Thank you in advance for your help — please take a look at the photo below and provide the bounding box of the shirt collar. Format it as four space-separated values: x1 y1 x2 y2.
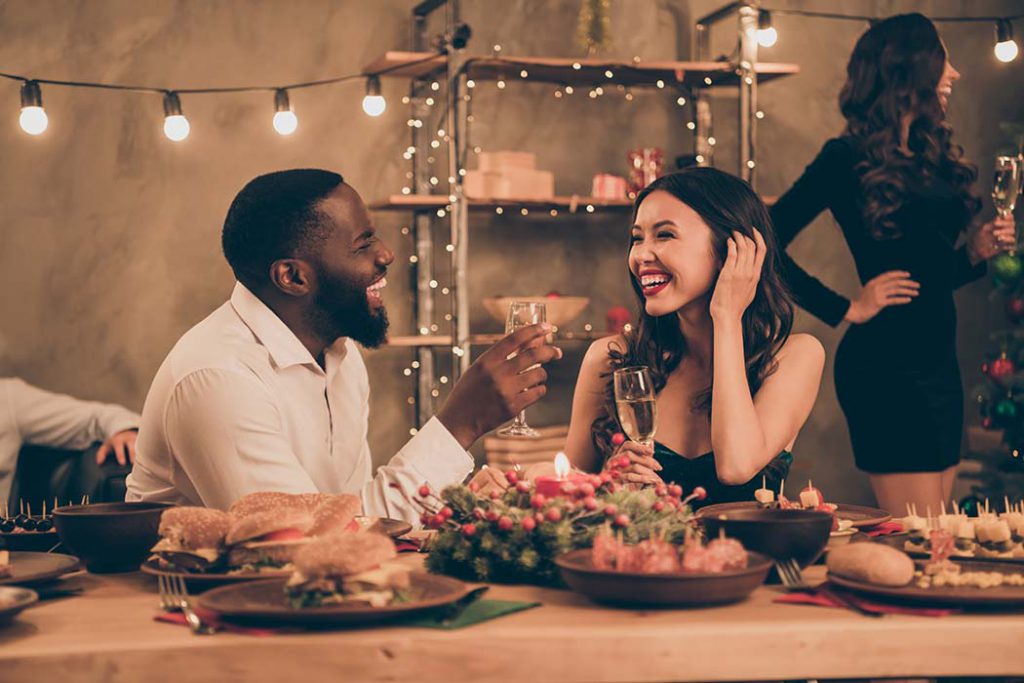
229 282 348 371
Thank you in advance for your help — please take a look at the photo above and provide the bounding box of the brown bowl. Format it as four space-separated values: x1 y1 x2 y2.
555 549 773 608
53 502 174 573
699 508 832 568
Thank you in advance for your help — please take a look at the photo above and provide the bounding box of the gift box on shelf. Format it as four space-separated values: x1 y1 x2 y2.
484 424 568 468
465 151 555 200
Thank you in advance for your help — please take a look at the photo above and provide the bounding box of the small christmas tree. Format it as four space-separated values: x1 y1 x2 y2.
966 121 1024 511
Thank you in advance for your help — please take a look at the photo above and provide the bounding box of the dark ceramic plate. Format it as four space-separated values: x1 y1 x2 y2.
198 573 469 626
0 551 80 586
139 558 291 591
829 559 1024 606
697 501 891 529
355 517 414 539
555 549 773 608
0 586 39 624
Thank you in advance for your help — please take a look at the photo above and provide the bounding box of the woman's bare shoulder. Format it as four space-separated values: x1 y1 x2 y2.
776 333 825 367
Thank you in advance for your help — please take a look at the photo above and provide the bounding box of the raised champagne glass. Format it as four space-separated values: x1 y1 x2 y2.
613 366 657 448
496 301 546 438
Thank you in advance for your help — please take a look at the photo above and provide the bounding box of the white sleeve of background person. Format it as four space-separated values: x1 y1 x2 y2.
360 416 474 525
164 368 319 510
6 377 140 450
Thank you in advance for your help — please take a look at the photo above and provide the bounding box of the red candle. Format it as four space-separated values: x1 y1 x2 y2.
534 453 590 498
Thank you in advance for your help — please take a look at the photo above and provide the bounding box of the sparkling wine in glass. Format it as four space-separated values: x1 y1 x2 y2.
496 301 546 438
613 366 657 448
993 155 1021 218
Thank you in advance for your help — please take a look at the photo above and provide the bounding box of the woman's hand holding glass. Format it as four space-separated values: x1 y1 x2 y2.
602 436 663 486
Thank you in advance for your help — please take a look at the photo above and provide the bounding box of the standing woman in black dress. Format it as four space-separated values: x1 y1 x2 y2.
770 13 1016 515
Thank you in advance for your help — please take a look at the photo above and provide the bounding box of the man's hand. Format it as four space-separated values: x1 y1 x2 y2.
96 429 138 466
437 323 562 449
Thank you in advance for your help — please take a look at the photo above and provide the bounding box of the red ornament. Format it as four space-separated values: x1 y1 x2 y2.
515 481 531 493
603 504 618 516
653 500 665 512
498 516 514 531
692 486 707 501
583 496 598 511
439 506 453 519
611 432 626 447
614 514 631 527
982 417 995 429
1007 297 1024 323
668 484 683 499
473 507 485 520
530 494 547 509
505 470 519 485
545 508 562 522
461 523 477 537
988 356 1016 384
467 481 480 493
521 516 536 531
489 490 502 500
417 485 431 498
485 510 499 522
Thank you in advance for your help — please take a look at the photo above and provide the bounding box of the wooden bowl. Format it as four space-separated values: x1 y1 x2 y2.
53 502 174 573
482 296 589 328
555 549 773 608
699 508 832 568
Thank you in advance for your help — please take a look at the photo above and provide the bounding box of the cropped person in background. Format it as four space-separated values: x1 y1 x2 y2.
0 377 140 504
769 14 1016 515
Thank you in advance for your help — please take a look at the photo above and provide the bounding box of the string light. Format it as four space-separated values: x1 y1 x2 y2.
362 76 386 117
757 10 778 47
162 91 190 142
995 19 1019 62
18 80 47 135
272 89 298 135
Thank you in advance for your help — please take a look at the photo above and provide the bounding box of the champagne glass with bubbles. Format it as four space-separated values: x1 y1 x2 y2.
497 301 546 438
613 366 657 448
994 156 1021 254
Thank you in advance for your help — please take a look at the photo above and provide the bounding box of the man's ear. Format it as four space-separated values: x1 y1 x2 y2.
269 258 315 297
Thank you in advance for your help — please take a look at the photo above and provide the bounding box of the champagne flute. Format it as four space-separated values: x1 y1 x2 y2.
613 366 657 448
496 301 546 438
994 156 1021 255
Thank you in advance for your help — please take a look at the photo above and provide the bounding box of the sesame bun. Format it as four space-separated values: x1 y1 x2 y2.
226 508 314 546
158 507 230 550
309 494 362 537
295 532 396 578
228 492 308 519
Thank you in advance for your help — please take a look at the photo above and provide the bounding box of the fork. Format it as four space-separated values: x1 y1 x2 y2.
158 574 217 634
775 558 881 618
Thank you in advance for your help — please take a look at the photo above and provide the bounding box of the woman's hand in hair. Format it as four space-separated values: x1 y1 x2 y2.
603 439 663 485
710 229 767 322
966 214 1017 265
844 271 920 324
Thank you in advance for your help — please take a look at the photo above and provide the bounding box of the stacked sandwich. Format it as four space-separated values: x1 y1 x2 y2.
149 491 362 574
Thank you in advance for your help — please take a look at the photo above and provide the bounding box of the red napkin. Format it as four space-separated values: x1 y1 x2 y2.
862 521 904 537
395 538 422 553
155 607 294 636
774 583 958 617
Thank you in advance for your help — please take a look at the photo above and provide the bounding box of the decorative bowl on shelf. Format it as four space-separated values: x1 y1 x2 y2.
482 296 589 328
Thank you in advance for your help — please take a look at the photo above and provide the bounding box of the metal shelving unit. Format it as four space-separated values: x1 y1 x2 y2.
362 0 797 428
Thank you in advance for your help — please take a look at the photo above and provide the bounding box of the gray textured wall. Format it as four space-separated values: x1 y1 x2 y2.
1 0 1020 505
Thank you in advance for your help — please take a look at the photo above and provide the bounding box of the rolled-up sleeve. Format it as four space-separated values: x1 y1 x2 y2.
360 417 474 525
164 369 318 510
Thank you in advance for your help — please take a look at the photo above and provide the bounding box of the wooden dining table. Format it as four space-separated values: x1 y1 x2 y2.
1 556 1022 682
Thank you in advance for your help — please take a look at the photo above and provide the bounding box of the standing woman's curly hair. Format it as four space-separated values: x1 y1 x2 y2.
840 12 980 240
590 168 794 460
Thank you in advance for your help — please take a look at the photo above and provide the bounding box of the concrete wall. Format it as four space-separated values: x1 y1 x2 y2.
1 0 1020 505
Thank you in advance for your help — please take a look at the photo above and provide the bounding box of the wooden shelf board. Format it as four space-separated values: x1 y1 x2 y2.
370 195 632 212
363 51 800 88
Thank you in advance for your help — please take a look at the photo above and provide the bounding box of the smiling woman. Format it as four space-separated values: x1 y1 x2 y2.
562 168 825 506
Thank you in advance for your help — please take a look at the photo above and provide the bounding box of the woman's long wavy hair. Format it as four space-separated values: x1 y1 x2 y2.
840 12 980 240
590 168 794 460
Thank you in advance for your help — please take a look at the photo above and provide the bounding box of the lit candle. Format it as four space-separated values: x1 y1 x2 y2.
534 452 589 498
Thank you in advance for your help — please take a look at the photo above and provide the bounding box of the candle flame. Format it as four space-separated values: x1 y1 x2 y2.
554 452 570 478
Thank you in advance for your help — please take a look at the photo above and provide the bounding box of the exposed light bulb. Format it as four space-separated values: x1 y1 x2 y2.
272 89 298 135
162 91 189 142
18 81 47 135
362 76 386 117
995 20 1019 63
757 10 778 48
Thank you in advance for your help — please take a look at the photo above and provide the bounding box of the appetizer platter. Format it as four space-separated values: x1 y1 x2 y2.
199 531 469 626
554 527 773 607
827 540 1024 607
0 500 59 551
696 479 891 530
893 500 1024 562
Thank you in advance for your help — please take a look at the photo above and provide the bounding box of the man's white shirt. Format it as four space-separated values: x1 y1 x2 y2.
125 282 473 521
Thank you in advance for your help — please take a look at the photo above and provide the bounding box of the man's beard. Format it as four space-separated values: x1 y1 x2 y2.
306 269 389 349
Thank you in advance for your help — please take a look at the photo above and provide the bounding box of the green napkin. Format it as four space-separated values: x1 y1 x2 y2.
406 599 540 630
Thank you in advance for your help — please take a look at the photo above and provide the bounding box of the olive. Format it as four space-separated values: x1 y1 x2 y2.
35 519 53 532
22 517 37 531
0 519 15 533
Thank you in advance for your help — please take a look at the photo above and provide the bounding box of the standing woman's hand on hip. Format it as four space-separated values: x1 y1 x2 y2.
844 271 920 324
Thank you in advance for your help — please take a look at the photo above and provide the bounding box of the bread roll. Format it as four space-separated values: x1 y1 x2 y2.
827 543 915 587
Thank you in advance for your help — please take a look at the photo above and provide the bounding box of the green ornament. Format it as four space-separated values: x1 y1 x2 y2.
996 398 1018 419
992 253 1024 284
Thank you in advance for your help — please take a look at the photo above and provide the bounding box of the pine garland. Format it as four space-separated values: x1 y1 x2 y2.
420 471 700 585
